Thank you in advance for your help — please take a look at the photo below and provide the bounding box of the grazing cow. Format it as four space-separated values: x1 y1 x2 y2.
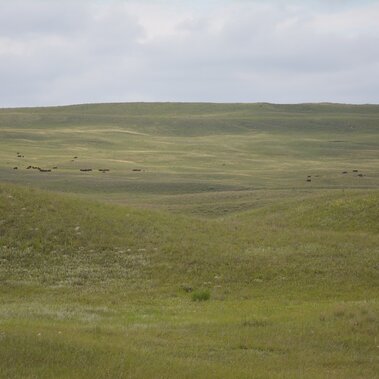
13 166 18 170
342 171 347 174
80 168 92 172
99 169 110 172
52 166 58 169
132 169 142 172
306 179 311 182
39 168 51 172
358 174 363 177
74 156 78 159
353 170 358 172
26 166 32 169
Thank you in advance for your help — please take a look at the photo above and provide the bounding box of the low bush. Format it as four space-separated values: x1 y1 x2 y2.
192 289 210 302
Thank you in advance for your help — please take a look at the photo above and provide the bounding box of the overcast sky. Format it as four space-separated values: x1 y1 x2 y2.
1 0 379 107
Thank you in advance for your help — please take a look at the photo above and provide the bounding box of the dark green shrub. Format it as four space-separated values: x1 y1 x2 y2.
192 289 210 302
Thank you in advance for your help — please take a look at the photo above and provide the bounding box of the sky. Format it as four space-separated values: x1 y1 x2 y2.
0 0 379 107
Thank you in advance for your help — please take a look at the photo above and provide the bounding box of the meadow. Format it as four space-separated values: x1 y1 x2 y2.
0 103 378 378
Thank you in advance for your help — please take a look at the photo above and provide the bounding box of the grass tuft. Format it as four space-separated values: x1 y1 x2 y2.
191 289 211 302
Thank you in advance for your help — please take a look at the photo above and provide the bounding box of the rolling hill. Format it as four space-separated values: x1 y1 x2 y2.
0 103 378 378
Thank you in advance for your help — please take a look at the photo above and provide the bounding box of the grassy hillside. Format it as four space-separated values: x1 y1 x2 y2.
1 183 378 378
0 103 378 378
1 103 379 216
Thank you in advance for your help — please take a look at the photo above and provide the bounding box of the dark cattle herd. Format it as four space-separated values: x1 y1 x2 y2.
12 152 366 181
11 153 147 174
305 169 364 182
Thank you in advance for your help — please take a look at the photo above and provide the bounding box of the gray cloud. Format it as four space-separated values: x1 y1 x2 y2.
0 0 378 106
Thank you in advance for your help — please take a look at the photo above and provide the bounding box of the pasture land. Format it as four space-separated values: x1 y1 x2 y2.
1 102 379 215
0 103 378 378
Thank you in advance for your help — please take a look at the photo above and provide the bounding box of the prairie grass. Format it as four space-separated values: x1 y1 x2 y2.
0 183 378 378
1 103 378 216
0 103 378 378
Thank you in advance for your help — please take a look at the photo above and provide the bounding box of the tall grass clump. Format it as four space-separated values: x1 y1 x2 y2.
192 289 210 302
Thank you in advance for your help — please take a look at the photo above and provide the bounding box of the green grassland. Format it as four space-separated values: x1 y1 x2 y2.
1 103 379 215
0 103 378 378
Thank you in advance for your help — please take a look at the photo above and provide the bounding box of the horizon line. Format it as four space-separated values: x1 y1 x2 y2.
1 101 379 110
